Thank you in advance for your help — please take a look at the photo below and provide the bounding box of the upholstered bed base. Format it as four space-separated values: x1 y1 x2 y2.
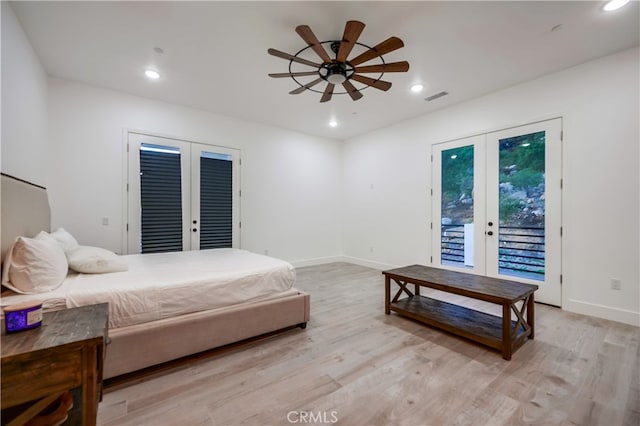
105 290 310 378
1 174 51 261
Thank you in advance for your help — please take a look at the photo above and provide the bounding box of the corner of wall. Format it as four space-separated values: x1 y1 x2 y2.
1 1 49 188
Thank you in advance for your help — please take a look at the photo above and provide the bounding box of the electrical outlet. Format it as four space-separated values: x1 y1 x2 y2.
264 249 269 256
610 279 621 290
101 217 109 226
370 246 374 253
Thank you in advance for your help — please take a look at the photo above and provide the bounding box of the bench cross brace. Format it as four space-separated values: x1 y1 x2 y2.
510 297 531 339
391 279 414 302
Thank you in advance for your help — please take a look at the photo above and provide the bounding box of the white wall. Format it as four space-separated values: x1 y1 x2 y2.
48 79 342 266
343 48 640 326
1 2 48 187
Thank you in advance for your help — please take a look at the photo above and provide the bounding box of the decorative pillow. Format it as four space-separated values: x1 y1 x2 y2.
1 236 69 294
67 246 128 274
50 228 80 254
34 230 58 245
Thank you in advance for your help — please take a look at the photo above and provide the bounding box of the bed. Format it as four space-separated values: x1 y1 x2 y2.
0 173 310 379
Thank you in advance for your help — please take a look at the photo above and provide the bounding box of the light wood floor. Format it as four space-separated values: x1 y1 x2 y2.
98 263 639 426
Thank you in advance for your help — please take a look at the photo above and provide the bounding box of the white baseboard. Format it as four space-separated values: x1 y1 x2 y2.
290 256 345 268
564 299 640 327
338 256 398 271
290 255 398 271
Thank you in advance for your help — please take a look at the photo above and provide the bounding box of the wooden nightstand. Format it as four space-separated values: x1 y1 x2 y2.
1 303 108 426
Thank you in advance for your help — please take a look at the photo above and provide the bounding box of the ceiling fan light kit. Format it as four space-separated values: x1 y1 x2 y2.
268 20 409 102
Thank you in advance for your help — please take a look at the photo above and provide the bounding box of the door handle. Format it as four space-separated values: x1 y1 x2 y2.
487 231 494 236
488 221 493 227
192 228 198 232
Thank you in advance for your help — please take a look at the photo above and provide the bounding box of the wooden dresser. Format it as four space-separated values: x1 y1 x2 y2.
1 303 109 426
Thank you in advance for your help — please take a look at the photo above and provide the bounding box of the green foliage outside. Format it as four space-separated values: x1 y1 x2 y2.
503 168 543 190
441 131 545 226
499 132 545 173
498 131 545 225
441 145 474 223
498 197 521 222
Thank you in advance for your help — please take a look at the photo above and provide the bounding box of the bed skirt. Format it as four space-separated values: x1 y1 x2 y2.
104 290 310 378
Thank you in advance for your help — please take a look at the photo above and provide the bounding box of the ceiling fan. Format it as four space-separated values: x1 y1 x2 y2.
268 20 409 103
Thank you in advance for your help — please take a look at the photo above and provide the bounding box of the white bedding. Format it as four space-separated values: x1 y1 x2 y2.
1 248 295 328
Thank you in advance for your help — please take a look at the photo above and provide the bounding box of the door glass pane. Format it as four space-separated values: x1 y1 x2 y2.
498 131 545 281
441 145 474 269
139 144 183 253
200 151 233 249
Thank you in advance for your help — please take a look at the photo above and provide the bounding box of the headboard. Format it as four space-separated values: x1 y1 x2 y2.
1 173 51 261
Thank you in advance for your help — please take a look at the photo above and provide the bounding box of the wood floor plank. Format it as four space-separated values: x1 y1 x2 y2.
622 342 640 426
453 388 521 425
98 262 640 425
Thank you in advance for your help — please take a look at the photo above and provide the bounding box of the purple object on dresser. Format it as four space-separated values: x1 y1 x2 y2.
3 302 43 333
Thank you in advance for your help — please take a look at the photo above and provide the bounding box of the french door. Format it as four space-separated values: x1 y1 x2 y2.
432 119 562 306
127 133 240 254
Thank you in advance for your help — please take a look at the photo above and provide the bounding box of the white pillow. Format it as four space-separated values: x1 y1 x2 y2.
67 246 128 274
1 235 68 294
50 228 80 254
34 230 58 245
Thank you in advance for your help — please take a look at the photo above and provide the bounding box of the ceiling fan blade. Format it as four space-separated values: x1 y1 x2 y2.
354 61 410 74
349 37 405 66
289 77 324 95
350 74 392 91
320 83 335 103
268 48 321 68
342 80 363 101
295 25 332 63
269 71 319 78
337 20 365 62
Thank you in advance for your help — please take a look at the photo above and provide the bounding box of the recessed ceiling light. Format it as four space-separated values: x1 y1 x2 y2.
328 120 338 128
410 84 424 93
603 0 630 11
144 69 160 80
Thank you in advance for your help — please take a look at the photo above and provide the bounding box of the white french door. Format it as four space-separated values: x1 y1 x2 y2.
432 119 562 306
432 134 487 274
127 133 240 254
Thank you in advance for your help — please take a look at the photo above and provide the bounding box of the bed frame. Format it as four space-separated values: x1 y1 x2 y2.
1 173 310 379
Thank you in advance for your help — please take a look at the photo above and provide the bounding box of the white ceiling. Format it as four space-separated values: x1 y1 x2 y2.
10 1 639 140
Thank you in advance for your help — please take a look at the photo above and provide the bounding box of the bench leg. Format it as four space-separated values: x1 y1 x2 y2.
385 275 390 315
502 304 512 360
527 293 535 340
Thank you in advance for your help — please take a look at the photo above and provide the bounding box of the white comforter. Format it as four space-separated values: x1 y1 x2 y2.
1 249 295 328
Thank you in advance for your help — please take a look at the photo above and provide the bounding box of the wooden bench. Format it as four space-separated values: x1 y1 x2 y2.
383 265 538 360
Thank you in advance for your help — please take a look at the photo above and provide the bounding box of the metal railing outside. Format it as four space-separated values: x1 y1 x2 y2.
441 224 545 279
441 224 465 264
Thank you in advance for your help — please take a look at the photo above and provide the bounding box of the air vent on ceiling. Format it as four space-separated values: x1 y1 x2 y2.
425 91 449 102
